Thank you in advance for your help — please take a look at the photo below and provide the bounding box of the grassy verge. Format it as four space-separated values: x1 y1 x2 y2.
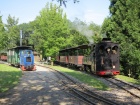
115 75 140 85
0 64 22 93
50 65 109 90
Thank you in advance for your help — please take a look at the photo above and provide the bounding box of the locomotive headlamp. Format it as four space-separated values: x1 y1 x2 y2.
113 65 115 68
107 48 110 52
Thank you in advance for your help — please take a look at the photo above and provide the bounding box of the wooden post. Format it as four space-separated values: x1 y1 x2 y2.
128 69 131 77
51 61 53 66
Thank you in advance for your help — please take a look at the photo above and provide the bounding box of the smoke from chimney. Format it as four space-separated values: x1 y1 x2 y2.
73 22 94 44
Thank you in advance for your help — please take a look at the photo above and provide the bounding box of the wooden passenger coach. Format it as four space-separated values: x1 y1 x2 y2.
59 45 91 67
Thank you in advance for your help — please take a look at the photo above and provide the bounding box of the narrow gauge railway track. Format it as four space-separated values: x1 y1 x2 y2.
63 80 119 105
34 65 119 104
21 71 90 105
34 71 95 105
105 78 140 99
40 66 119 105
55 64 140 96
114 78 140 90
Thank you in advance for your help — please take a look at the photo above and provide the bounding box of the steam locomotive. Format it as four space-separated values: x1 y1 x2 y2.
55 38 120 76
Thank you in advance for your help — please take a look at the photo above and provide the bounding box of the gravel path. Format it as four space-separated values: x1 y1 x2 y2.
0 66 87 105
92 77 140 105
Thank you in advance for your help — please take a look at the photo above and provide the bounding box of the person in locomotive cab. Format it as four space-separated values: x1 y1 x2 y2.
101 47 113 70
107 48 111 54
112 49 117 54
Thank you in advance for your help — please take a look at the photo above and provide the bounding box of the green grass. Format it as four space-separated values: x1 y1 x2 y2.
115 75 140 85
0 64 22 93
50 65 109 90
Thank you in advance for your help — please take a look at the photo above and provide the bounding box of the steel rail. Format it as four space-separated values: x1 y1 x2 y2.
50 67 119 105
106 78 140 99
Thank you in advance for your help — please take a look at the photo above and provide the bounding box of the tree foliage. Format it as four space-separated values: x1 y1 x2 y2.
29 3 101 59
88 22 102 43
18 23 33 46
53 0 79 7
0 16 7 50
67 19 89 47
5 15 19 48
30 3 70 58
68 18 102 45
101 0 140 79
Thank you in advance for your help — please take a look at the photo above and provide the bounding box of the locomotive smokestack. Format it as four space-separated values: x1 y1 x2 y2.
102 38 111 42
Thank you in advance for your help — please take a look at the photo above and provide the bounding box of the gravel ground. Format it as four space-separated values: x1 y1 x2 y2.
85 77 140 105
0 63 140 105
40 64 140 105
0 66 87 105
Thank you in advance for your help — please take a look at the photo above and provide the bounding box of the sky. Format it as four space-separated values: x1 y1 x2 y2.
0 0 110 25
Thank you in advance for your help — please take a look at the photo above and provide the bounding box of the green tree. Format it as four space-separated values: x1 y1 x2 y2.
0 16 7 50
30 3 70 58
5 15 19 48
18 23 33 46
88 22 102 43
101 0 140 79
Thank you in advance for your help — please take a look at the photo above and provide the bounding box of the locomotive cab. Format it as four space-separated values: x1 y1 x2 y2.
95 38 120 76
20 49 36 71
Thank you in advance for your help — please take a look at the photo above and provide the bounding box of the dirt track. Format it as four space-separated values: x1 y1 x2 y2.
0 66 87 105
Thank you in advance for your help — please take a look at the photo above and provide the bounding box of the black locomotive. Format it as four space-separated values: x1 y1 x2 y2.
56 38 120 76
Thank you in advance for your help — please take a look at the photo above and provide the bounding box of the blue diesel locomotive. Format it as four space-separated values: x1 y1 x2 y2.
8 46 36 71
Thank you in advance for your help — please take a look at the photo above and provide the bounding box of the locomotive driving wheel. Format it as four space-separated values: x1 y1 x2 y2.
84 65 92 73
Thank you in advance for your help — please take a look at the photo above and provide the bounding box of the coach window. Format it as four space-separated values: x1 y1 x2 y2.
12 50 14 55
68 51 71 56
65 52 68 56
84 48 90 56
59 52 61 56
74 50 77 56
9 50 10 55
79 49 84 56
61 52 63 56
112 46 118 54
18 54 20 58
